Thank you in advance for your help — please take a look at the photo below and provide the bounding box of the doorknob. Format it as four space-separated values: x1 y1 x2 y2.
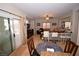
13 33 15 37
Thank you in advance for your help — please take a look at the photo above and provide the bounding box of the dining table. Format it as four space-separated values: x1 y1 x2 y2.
41 51 70 56
36 41 70 56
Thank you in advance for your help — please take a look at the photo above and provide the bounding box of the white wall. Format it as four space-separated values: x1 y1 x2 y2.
71 9 79 43
34 18 59 31
77 11 79 45
76 10 79 56
29 20 35 29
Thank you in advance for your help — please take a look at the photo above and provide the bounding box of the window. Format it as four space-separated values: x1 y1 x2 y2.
43 23 50 29
65 22 71 29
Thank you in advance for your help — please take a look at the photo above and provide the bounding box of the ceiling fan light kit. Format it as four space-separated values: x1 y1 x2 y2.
45 15 49 20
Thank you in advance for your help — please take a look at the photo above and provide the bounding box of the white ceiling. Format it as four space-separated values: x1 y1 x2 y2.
12 3 79 19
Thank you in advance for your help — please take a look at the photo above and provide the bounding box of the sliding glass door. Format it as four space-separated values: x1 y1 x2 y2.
10 19 21 49
0 16 12 56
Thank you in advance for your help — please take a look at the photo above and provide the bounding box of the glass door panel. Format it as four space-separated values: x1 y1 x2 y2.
10 20 16 50
12 19 21 49
0 16 12 56
10 19 21 49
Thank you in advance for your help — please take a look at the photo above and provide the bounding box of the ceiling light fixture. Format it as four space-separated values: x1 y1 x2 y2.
45 15 49 20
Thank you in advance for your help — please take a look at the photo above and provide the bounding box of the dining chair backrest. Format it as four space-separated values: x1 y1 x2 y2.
43 31 50 41
43 31 49 37
64 40 78 56
59 33 71 39
52 32 58 37
27 37 35 55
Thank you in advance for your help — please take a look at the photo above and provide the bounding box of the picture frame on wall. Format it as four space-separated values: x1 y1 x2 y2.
37 23 40 26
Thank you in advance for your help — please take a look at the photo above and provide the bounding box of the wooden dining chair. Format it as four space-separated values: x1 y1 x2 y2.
27 37 40 56
64 40 78 56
